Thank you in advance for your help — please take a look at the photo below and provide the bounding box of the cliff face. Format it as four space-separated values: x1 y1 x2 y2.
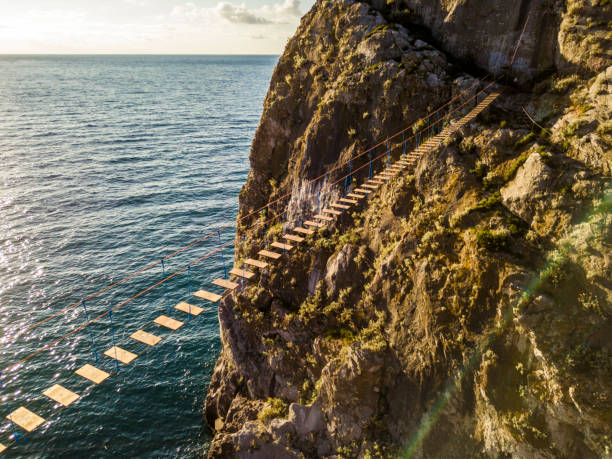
205 0 611 457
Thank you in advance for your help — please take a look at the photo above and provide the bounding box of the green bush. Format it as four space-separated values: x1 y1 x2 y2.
504 152 530 182
473 192 502 211
514 132 535 150
258 398 289 422
476 228 511 251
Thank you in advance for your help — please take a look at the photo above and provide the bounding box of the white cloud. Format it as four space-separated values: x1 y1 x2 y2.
171 0 302 25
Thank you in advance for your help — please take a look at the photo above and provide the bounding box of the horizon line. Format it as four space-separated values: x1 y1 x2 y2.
0 53 281 56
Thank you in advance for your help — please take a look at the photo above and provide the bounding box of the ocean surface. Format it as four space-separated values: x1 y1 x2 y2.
0 55 277 457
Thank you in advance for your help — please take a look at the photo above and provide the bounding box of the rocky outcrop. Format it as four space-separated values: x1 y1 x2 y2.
370 0 611 82
205 0 611 457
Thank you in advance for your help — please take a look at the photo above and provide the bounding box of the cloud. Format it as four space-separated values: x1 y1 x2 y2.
171 0 302 25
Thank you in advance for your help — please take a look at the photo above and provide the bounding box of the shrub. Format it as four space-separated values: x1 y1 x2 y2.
258 398 289 422
504 152 530 182
550 74 580 93
476 228 511 251
473 192 502 211
514 132 535 150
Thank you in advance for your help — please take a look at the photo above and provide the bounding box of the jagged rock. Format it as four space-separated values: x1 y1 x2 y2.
500 152 553 223
206 0 612 457
287 402 325 439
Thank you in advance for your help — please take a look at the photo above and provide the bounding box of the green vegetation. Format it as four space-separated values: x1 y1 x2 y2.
365 24 390 39
476 228 511 251
473 192 502 211
514 132 535 150
500 120 508 128
563 120 585 138
550 74 580 94
504 152 530 182
258 397 289 422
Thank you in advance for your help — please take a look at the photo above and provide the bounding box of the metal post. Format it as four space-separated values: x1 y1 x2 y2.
368 151 373 179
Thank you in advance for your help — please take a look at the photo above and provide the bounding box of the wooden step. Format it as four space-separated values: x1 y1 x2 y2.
104 346 138 365
130 329 162 346
259 249 281 260
294 227 314 235
244 258 268 269
353 188 372 194
323 208 343 215
283 234 304 243
346 193 365 199
154 315 184 331
194 289 222 302
339 198 358 205
75 364 110 385
362 184 379 190
331 203 350 210
368 179 385 185
314 214 334 222
304 220 325 228
43 384 80 407
213 278 239 290
175 301 204 316
229 267 255 280
271 241 294 251
6 407 45 432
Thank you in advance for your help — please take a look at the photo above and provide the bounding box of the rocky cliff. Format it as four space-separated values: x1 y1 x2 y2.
205 0 611 457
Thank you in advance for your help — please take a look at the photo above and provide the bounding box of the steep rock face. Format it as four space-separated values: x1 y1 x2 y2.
205 0 611 457
369 0 611 82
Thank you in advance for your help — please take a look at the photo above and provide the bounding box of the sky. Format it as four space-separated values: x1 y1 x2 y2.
0 0 316 54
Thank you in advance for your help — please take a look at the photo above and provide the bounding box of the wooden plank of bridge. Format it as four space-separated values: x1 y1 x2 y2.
304 220 325 228
283 234 304 243
362 184 379 190
229 267 255 280
104 346 138 365
323 208 343 215
331 203 350 210
271 241 294 252
315 214 334 222
0 444 6 453
75 364 110 385
130 329 162 346
154 315 184 331
195 289 222 302
368 179 385 185
259 249 282 260
294 227 314 235
244 258 268 269
339 198 358 205
353 188 372 194
43 384 80 407
346 193 364 199
213 278 239 290
6 407 45 432
175 301 204 316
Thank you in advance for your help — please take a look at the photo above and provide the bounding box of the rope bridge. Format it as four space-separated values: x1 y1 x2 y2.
0 82 500 454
